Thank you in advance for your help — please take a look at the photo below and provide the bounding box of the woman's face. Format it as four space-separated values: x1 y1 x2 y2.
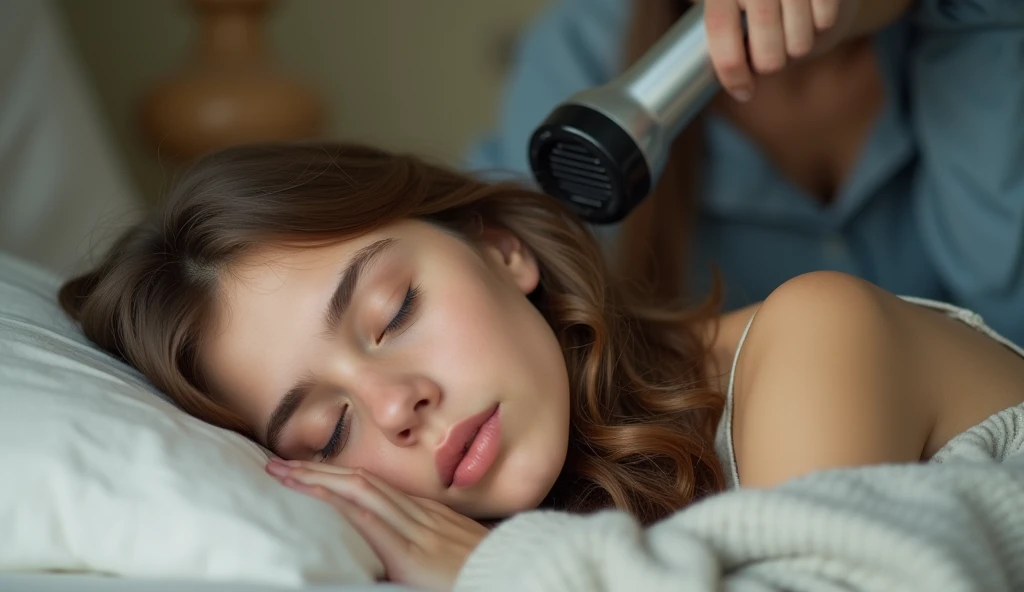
203 220 571 518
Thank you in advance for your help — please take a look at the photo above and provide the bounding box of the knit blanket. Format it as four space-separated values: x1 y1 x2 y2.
455 403 1024 592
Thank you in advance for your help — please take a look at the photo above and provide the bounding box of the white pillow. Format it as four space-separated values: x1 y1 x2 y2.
0 251 384 586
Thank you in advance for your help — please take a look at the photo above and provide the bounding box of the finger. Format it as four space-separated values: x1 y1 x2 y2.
704 0 755 101
810 0 840 30
287 479 414 581
268 458 428 522
270 461 431 525
344 468 436 526
282 473 429 537
781 0 815 58
411 496 489 544
744 0 787 75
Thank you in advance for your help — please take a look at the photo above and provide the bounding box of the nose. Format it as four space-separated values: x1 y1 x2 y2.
360 373 440 446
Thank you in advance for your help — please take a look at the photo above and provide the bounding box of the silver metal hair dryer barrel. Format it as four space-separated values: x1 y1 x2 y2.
528 4 719 224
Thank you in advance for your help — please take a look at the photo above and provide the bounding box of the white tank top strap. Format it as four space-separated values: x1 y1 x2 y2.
714 308 759 491
897 296 1024 359
727 311 759 400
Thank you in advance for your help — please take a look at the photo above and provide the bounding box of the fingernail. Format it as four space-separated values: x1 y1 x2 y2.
265 463 290 477
733 88 753 103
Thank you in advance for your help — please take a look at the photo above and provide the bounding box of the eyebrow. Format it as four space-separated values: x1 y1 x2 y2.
264 238 397 451
323 238 397 334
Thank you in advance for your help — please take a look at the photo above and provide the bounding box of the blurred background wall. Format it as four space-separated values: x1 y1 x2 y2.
56 0 550 205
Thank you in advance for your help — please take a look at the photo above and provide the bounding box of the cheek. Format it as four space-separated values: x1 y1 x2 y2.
343 439 437 497
423 278 570 423
418 285 514 385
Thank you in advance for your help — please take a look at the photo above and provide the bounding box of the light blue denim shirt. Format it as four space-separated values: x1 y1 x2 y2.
465 0 1024 343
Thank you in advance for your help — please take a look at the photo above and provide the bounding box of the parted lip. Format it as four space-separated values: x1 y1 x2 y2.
434 404 499 488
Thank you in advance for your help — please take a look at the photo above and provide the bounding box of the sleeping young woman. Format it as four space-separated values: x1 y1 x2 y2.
59 142 1024 591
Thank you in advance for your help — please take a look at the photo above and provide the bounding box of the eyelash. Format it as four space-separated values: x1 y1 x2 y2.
319 285 421 461
381 284 421 340
319 405 351 462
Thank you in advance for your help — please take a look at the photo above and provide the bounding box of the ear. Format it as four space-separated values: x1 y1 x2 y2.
479 228 540 295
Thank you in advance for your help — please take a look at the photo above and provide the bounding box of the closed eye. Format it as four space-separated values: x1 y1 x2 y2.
318 405 351 461
381 285 421 340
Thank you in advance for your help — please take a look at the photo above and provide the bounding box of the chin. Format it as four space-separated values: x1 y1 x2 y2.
484 448 566 517
451 462 563 521
467 489 550 521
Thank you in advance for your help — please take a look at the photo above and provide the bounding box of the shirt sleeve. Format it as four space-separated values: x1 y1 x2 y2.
462 0 630 178
909 1 1024 343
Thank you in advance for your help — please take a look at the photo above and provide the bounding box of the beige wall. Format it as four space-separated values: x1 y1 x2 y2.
57 0 550 204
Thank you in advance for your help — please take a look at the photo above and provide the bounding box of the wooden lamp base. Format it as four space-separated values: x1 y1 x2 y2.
139 0 324 165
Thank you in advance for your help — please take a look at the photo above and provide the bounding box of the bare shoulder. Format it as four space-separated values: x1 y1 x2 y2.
752 271 896 335
731 272 931 488
738 271 904 381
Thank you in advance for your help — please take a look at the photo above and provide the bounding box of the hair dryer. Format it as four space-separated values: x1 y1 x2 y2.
528 4 718 224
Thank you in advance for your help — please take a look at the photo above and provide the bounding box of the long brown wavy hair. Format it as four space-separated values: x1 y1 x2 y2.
59 140 724 525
